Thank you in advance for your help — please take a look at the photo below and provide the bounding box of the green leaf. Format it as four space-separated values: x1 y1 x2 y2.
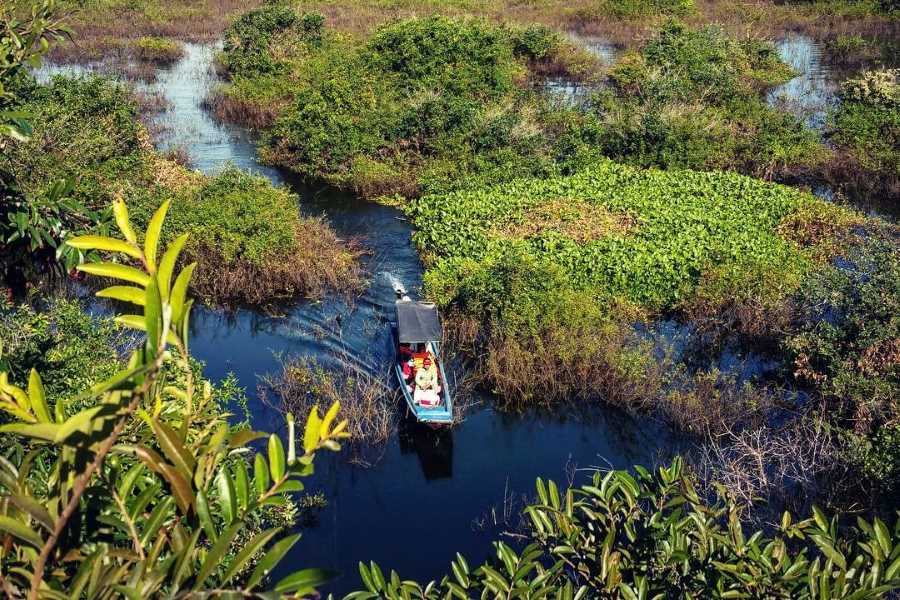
96 285 146 306
874 518 892 558
254 453 270 496
0 515 43 547
144 276 162 355
55 406 105 444
66 235 142 260
114 315 179 346
76 262 150 287
135 446 195 514
246 533 302 591
220 527 282 585
113 197 138 244
0 423 60 442
170 262 196 327
303 407 321 453
268 434 286 482
144 199 171 273
274 568 336 593
195 489 217 542
7 493 53 531
216 469 237 525
157 233 188 299
148 418 195 479
194 522 243 588
27 369 51 424
139 496 175 547
233 461 250 512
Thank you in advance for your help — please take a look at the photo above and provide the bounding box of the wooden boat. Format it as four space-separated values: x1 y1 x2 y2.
392 298 453 425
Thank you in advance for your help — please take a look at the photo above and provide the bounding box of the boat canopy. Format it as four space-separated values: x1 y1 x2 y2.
396 300 442 343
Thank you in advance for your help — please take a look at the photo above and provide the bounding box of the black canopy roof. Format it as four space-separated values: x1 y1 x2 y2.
396 300 441 343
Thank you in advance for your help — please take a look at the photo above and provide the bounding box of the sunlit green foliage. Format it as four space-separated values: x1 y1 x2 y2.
0 199 350 597
829 68 899 200
412 160 821 309
353 459 900 598
0 298 125 403
219 8 597 198
586 21 826 178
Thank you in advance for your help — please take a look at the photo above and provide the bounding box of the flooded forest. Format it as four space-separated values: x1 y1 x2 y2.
0 0 899 597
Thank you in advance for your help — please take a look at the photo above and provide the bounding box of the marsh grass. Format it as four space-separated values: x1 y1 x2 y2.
261 356 400 459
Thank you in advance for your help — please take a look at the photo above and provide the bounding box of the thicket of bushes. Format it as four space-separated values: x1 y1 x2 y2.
217 10 826 199
0 75 360 306
409 160 900 510
828 68 899 203
216 8 601 198
579 21 827 179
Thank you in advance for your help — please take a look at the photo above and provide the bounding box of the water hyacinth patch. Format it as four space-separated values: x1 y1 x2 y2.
410 159 837 310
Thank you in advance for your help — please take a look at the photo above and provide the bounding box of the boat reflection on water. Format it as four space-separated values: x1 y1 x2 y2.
398 416 454 480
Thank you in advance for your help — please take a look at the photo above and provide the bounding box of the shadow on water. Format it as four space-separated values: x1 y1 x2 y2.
38 45 682 593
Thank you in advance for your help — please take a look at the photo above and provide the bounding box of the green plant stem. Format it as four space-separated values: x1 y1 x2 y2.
28 390 147 599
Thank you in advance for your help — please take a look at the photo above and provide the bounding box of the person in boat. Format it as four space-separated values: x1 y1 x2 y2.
414 355 441 407
399 343 414 383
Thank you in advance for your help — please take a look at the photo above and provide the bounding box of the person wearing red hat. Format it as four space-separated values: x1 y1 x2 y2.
414 353 441 407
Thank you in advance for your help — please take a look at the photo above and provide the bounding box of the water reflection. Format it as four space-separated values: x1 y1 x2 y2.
767 34 837 130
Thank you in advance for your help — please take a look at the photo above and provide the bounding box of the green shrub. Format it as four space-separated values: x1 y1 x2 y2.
354 459 900 598
593 21 823 179
593 0 695 18
134 36 183 64
1 75 145 209
830 69 899 193
0 298 124 403
785 230 900 499
223 13 600 198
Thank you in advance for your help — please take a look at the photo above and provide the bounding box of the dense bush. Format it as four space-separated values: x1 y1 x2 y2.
586 21 826 179
131 165 364 305
829 69 899 202
0 298 126 403
0 73 361 306
353 459 900 598
785 230 900 501
219 9 599 198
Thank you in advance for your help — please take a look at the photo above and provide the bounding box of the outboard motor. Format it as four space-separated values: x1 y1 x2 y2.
392 279 410 302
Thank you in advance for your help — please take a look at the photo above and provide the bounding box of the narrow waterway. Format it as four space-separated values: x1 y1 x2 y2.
767 34 836 131
45 44 679 591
